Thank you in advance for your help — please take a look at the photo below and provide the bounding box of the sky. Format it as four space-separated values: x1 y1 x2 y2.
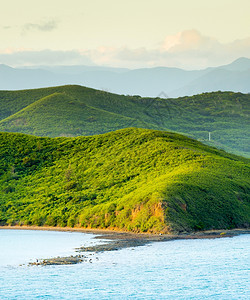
1 0 250 69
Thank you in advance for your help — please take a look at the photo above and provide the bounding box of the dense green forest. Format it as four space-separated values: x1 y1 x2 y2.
0 85 249 157
0 128 249 233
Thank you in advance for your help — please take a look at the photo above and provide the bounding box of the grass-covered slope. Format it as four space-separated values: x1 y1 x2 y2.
0 92 149 137
0 128 249 233
0 85 249 157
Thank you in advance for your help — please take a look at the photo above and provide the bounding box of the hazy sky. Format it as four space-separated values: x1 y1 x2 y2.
1 0 250 69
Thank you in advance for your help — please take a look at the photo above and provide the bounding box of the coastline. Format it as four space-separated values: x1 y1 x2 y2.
1 225 249 266
1 225 249 240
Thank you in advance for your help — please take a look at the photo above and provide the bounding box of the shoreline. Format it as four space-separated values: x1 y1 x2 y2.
2 226 249 266
1 225 249 241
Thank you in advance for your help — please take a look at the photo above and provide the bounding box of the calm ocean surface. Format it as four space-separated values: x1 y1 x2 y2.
0 230 249 299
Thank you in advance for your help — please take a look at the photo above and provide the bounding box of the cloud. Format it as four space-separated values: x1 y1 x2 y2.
83 47 161 67
85 30 250 69
0 30 249 69
2 26 12 30
162 30 219 52
0 49 94 66
23 20 58 33
115 47 158 61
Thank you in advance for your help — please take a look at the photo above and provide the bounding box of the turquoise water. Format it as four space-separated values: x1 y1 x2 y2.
0 230 249 299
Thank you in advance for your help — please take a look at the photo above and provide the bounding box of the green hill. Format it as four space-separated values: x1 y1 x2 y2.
0 128 249 233
0 85 249 157
0 92 149 137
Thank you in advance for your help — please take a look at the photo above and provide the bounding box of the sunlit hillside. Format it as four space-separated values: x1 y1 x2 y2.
0 128 249 233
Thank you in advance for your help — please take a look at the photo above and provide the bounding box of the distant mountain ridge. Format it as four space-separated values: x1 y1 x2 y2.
0 57 249 97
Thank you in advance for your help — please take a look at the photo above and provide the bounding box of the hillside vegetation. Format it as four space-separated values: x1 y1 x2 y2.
0 128 249 233
0 85 249 157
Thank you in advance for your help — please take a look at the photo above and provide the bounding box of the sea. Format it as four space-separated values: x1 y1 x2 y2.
0 229 249 299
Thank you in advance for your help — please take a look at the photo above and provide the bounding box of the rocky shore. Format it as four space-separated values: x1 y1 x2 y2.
17 228 248 266
29 255 87 266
